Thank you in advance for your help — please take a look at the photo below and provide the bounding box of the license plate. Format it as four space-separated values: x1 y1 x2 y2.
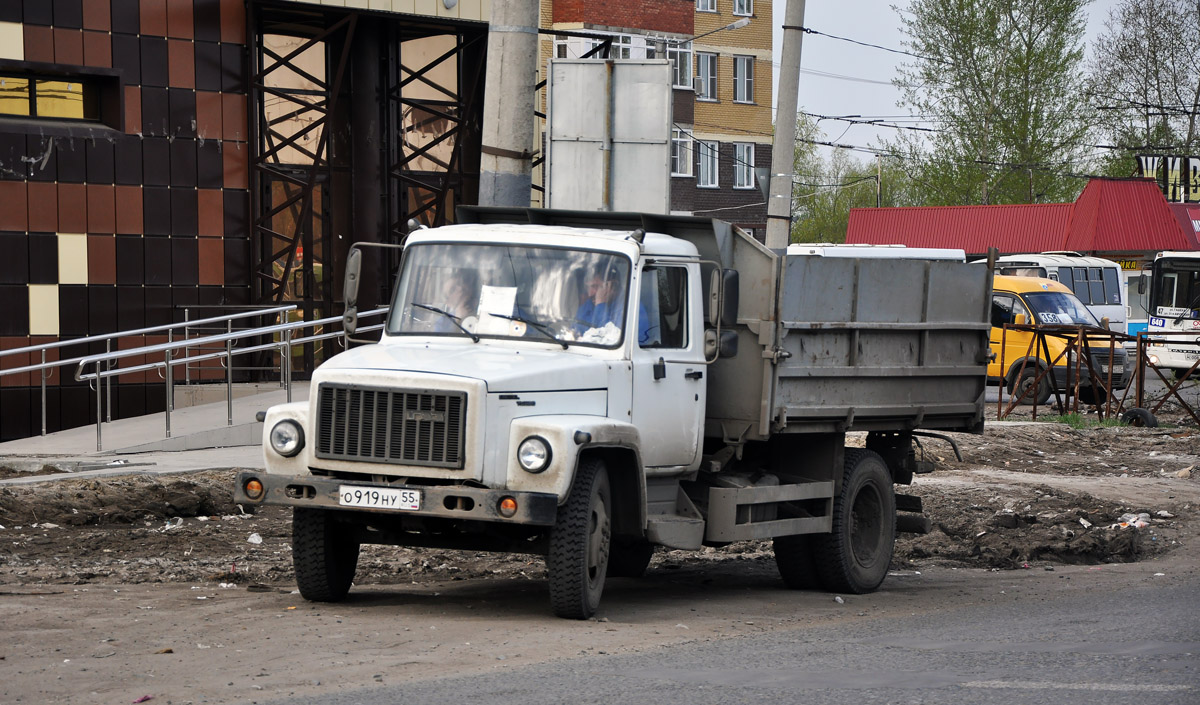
338 485 421 511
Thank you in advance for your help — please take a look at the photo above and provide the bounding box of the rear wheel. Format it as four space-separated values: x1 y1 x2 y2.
773 533 820 589
812 449 895 594
292 508 360 602
547 458 612 619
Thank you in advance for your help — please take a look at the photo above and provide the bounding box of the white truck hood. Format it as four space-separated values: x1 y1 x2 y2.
316 342 611 393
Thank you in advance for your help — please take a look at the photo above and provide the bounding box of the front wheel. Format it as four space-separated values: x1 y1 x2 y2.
547 458 612 619
292 508 360 602
812 449 896 594
1010 367 1052 405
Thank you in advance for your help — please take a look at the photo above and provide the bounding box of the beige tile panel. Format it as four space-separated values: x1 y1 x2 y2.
392 0 416 13
414 0 437 16
0 21 23 61
57 233 89 285
28 285 59 337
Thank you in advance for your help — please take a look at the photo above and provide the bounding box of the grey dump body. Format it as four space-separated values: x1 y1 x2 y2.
458 206 991 442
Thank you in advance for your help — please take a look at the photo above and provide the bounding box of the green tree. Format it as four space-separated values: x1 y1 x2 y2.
1087 0 1200 176
890 0 1094 205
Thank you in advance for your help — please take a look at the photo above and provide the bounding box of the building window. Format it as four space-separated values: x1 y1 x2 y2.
0 74 100 121
668 42 692 89
733 56 754 103
734 142 755 188
696 0 717 11
733 0 753 16
698 141 719 187
672 128 694 177
612 35 632 59
695 52 717 100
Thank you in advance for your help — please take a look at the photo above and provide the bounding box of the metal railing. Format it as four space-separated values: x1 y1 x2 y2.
0 306 388 451
0 306 296 437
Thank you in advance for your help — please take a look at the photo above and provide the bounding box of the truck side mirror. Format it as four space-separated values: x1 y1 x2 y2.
708 268 739 326
704 329 738 360
1013 313 1026 325
343 247 362 335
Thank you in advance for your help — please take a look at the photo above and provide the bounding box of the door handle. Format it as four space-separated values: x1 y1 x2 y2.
684 370 703 380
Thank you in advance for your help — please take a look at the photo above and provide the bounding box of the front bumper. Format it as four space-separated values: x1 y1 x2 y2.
234 471 558 526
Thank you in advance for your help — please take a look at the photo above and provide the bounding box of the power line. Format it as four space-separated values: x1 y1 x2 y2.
793 25 952 66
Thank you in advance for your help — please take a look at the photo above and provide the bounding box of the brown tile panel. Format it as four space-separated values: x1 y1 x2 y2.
53 28 84 66
0 182 28 232
87 235 117 285
220 93 246 142
197 188 223 237
83 30 113 68
124 85 141 135
195 90 222 139
166 0 194 39
219 0 245 44
114 185 144 234
57 183 87 234
222 141 247 189
27 182 59 232
0 337 33 388
167 39 195 88
198 236 223 285
139 0 168 37
83 1 112 31
86 184 116 234
23 25 54 64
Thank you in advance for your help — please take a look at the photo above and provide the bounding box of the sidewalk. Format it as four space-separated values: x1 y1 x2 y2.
0 383 309 485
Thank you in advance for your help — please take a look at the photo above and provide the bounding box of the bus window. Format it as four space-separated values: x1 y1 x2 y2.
1102 268 1121 305
1088 267 1104 304
1071 267 1089 302
1157 273 1178 311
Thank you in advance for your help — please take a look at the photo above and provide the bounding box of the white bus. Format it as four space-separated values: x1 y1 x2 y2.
1145 251 1200 377
994 253 1126 334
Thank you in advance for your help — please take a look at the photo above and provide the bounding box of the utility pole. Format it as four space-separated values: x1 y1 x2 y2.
765 0 806 250
478 0 538 207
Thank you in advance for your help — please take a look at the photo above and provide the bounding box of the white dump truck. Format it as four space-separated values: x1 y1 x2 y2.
235 208 992 619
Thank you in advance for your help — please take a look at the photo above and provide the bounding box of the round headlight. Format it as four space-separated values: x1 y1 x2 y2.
517 436 551 473
269 419 305 457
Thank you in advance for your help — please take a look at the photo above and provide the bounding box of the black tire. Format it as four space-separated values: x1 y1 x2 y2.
607 539 654 578
1120 407 1158 428
547 458 612 619
292 508 360 602
1172 368 1195 382
812 449 896 594
1010 367 1052 406
773 533 820 589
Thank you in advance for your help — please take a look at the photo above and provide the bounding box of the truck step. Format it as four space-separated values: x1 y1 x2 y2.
646 514 706 550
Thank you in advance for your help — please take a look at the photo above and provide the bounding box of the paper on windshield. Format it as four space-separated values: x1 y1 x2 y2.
476 285 518 335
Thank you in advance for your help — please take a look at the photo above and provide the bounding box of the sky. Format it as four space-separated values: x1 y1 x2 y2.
772 0 1123 160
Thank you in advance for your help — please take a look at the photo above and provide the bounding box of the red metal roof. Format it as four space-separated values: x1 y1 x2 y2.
844 203 1072 254
1063 178 1192 252
844 178 1196 255
1168 203 1200 249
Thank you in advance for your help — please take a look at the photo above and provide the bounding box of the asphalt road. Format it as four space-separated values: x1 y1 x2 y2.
263 573 1199 705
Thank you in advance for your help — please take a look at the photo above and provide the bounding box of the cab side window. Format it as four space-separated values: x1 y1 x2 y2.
640 266 688 348
991 293 1029 326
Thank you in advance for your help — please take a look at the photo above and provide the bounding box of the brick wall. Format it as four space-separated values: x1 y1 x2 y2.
552 0 692 34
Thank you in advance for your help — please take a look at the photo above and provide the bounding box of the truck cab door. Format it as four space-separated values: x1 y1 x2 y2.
630 263 706 469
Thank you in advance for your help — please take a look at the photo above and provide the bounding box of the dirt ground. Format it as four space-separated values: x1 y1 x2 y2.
0 404 1198 704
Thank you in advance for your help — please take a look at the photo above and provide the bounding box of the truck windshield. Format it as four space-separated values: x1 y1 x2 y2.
1022 292 1101 326
1153 258 1200 319
387 243 634 348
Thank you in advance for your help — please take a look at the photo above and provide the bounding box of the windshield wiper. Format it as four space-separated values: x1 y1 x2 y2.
412 303 480 342
488 311 569 349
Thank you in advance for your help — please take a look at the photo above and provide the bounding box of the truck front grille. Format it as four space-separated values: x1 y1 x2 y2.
315 384 466 469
